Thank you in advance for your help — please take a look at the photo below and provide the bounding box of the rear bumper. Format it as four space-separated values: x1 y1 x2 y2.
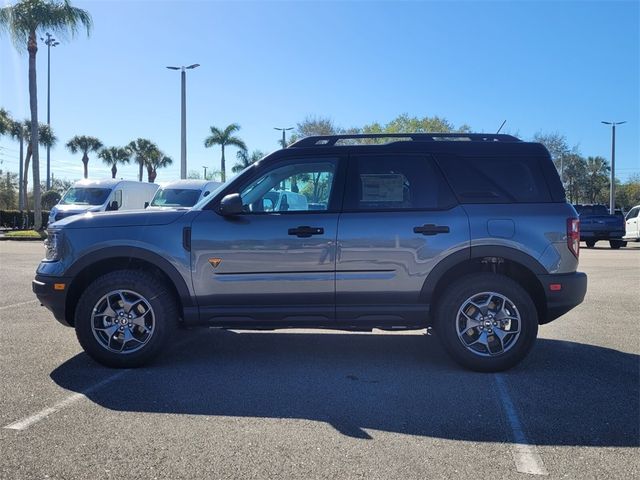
32 275 72 327
581 230 624 240
536 271 587 324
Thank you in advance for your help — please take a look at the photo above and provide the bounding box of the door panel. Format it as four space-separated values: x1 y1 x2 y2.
190 156 343 325
336 208 470 323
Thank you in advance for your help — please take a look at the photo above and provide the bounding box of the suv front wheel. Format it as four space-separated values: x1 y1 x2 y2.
435 273 538 372
75 270 178 368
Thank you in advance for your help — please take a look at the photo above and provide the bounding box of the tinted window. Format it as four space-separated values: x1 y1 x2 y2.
345 155 456 211
575 205 609 216
626 207 639 220
240 160 336 213
436 155 553 203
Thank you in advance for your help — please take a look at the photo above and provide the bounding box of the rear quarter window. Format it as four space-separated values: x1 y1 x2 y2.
435 154 553 203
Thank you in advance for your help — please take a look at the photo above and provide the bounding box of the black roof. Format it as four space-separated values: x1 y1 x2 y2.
289 133 521 148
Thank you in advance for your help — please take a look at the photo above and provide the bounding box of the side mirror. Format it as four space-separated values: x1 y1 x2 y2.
218 193 243 216
106 200 119 211
144 201 149 208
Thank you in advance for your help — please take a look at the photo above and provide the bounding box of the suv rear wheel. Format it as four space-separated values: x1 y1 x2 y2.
75 270 178 368
435 273 538 372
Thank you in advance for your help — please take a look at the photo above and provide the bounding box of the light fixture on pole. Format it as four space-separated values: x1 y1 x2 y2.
41 32 59 190
274 127 293 148
601 121 626 214
167 64 200 179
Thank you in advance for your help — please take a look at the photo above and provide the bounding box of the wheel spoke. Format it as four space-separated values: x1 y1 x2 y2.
466 330 489 348
95 324 119 338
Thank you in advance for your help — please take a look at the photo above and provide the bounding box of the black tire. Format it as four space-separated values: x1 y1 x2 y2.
75 270 178 368
609 240 625 249
434 273 538 372
585 240 596 248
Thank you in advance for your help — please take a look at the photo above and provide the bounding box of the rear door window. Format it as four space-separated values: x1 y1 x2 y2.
435 155 553 203
344 154 457 211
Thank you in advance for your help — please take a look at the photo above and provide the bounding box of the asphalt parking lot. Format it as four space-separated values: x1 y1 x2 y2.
0 241 638 480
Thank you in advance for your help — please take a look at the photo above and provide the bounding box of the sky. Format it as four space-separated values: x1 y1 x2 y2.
0 0 638 184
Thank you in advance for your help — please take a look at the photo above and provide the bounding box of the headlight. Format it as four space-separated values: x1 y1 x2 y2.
44 230 61 261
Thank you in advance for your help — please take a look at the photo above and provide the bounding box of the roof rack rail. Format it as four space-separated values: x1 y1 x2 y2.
288 132 521 148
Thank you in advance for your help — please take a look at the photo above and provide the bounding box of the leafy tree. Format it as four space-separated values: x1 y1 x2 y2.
0 0 92 230
362 113 470 135
584 156 610 203
232 149 264 173
204 123 246 182
40 189 61 209
187 169 223 181
563 154 587 203
127 138 157 181
66 135 103 179
21 121 56 210
0 170 18 209
99 146 131 179
616 174 640 209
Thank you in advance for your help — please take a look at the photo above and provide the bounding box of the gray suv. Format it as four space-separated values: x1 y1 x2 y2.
33 133 587 371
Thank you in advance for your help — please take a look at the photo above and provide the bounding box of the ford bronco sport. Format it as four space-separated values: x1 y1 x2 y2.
33 133 587 371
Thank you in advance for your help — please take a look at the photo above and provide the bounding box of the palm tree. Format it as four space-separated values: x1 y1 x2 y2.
145 150 172 183
5 115 27 210
0 0 92 230
0 108 10 136
21 121 57 210
99 146 131 179
128 138 157 181
232 149 263 173
66 135 103 179
204 123 246 182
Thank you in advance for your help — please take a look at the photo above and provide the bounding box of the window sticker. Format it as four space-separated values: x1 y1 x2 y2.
360 174 405 202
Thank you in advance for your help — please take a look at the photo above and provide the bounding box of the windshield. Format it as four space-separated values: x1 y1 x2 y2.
60 187 111 206
151 188 201 207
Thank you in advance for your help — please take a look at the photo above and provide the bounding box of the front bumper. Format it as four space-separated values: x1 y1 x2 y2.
33 275 73 327
536 271 587 324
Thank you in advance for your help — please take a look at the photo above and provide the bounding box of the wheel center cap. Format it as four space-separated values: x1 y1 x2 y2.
483 319 492 328
120 318 128 325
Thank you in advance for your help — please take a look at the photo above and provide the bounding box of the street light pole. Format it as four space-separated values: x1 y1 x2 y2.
202 165 207 179
41 33 59 190
274 127 293 148
601 121 626 214
167 64 200 179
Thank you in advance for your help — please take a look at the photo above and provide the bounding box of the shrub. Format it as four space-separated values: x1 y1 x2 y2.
0 210 50 229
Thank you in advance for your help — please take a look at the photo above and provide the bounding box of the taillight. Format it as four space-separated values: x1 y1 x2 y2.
567 218 580 258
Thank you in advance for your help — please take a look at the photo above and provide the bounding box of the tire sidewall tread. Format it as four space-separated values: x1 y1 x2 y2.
75 269 178 368
435 272 538 372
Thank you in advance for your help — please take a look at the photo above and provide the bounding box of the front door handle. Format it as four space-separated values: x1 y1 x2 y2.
413 224 450 235
288 226 324 238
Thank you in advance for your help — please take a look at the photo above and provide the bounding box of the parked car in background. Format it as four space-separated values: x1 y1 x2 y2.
573 204 626 249
147 180 222 209
623 205 640 242
49 179 159 224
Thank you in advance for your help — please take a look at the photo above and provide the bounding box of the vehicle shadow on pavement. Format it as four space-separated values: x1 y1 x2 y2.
50 330 639 446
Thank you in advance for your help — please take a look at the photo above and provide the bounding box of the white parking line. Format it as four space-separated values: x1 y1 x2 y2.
4 370 129 431
494 374 548 476
0 300 38 311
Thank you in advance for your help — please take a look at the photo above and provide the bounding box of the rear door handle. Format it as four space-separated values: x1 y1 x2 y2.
288 226 324 238
413 224 450 235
